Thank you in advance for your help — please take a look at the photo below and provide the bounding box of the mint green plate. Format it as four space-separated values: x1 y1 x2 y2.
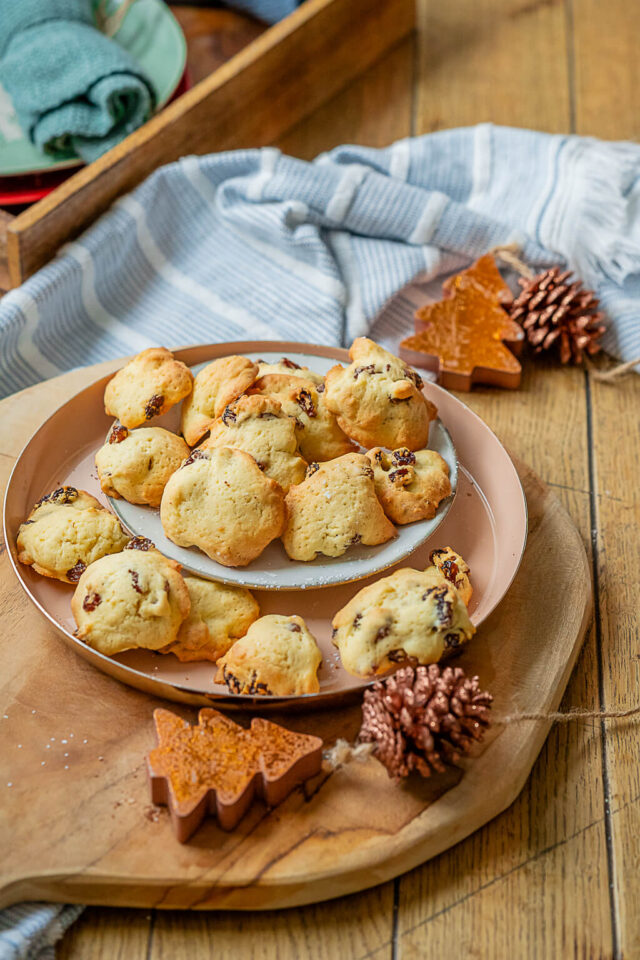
0 0 187 177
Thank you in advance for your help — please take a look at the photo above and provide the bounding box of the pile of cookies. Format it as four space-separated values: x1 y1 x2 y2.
15 338 469 697
96 338 451 566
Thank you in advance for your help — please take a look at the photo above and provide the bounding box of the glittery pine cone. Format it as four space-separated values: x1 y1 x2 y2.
509 267 606 365
358 664 493 780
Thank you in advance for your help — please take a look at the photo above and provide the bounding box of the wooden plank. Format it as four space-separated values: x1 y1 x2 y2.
398 367 612 959
278 36 415 160
6 0 415 287
415 0 571 133
401 0 614 954
572 4 640 955
57 908 151 960
150 887 395 960
0 209 14 294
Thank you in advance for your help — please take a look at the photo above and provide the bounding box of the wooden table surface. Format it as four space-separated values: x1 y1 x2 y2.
2 1 639 957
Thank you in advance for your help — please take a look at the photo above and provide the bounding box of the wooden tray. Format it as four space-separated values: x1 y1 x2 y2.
1 0 414 288
0 366 591 910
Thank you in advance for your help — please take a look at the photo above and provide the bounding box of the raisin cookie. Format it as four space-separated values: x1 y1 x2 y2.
216 614 322 696
71 543 190 656
430 546 472 606
163 576 260 662
202 394 307 492
16 486 128 584
250 374 356 463
324 338 437 450
331 559 475 677
104 347 193 429
160 446 286 566
256 357 324 386
366 447 451 524
180 355 259 446
282 453 396 561
95 424 189 507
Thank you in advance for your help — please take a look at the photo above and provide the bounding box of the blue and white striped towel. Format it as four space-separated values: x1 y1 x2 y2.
0 124 639 406
2 122 640 959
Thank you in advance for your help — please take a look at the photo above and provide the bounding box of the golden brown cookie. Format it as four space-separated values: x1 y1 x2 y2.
16 486 128 584
324 338 437 450
256 357 324 386
282 453 396 561
71 543 191 656
250 374 356 463
202 394 307 492
180 355 259 446
216 614 322 696
104 347 193 429
163 576 260 662
160 446 286 567
95 424 189 507
331 559 475 677
366 447 452 524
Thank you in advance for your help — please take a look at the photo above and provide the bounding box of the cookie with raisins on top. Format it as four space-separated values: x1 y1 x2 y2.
104 347 193 429
96 424 189 507
71 542 190 657
282 453 395 562
324 338 437 450
16 486 128 584
216 614 322 696
331 557 474 678
249 373 356 463
256 356 324 386
201 394 307 493
160 446 286 567
366 447 451 524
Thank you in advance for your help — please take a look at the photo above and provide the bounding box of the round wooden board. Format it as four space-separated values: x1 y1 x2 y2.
0 361 592 911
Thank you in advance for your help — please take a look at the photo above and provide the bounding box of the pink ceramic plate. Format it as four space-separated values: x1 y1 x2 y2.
4 342 527 710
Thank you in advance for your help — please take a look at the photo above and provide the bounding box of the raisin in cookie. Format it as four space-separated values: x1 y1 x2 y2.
282 453 395 561
16 486 128 584
250 374 356 463
331 561 475 677
160 446 286 567
180 355 259 446
71 544 190 656
202 394 307 492
324 338 437 450
256 357 324 386
95 424 189 507
104 347 193 429
366 447 451 524
163 576 260 662
216 614 322 696
430 546 472 606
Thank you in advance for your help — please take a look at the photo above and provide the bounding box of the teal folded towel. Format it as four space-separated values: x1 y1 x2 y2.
0 0 155 163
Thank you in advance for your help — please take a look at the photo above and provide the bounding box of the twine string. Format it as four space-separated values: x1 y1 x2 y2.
324 706 640 770
497 704 640 724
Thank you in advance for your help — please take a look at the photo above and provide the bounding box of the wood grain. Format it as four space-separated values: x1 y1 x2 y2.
415 0 571 134
5 0 415 287
571 3 640 956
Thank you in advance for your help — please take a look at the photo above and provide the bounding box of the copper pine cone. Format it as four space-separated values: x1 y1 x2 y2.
358 664 493 780
509 267 606 365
